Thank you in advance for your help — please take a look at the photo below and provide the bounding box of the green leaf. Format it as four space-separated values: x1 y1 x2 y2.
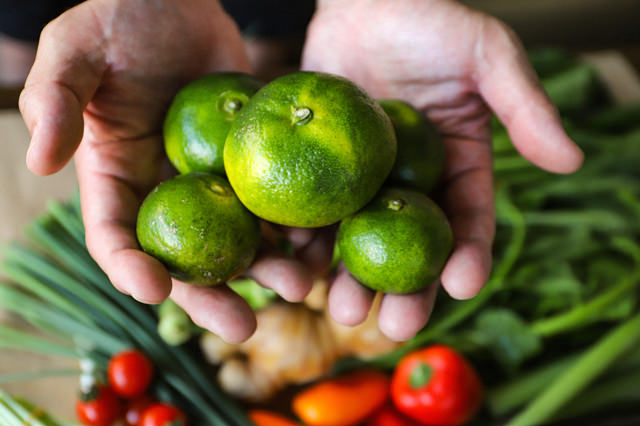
530 265 640 338
526 262 584 317
528 48 576 78
228 278 277 311
541 63 602 113
523 210 635 233
473 309 542 371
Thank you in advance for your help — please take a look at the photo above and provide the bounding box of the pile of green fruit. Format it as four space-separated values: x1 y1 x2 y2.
137 71 453 294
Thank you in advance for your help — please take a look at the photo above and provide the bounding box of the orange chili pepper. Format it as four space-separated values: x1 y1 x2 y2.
292 370 390 426
249 410 300 426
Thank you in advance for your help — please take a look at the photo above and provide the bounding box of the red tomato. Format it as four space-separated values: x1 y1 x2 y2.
368 404 423 426
108 349 154 398
249 410 301 426
391 345 484 426
75 385 122 426
124 395 155 426
139 403 188 426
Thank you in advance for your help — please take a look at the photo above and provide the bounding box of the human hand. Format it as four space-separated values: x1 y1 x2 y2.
20 0 315 343
302 0 584 340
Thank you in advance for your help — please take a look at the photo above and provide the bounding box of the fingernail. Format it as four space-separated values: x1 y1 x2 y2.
111 281 131 296
131 292 155 305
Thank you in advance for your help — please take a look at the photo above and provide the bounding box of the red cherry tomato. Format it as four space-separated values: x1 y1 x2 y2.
75 385 122 426
124 395 155 426
139 403 188 426
108 349 154 398
368 404 423 426
391 345 484 426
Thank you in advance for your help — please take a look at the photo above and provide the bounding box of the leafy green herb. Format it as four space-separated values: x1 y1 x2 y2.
471 309 542 371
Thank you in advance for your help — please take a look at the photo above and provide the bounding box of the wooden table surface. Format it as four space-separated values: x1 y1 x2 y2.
0 111 78 418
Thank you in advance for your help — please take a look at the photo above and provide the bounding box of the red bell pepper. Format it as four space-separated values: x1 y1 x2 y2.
391 345 483 426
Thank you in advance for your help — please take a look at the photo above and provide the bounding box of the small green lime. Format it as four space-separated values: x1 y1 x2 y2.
337 187 453 294
379 99 445 194
224 71 397 227
136 173 261 286
164 72 263 175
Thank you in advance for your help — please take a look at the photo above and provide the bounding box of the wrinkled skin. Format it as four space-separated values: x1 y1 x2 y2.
20 0 316 343
300 0 583 340
20 0 582 343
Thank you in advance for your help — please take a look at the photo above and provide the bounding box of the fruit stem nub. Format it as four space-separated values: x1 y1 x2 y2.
209 184 226 195
294 106 313 124
387 199 405 211
224 98 243 114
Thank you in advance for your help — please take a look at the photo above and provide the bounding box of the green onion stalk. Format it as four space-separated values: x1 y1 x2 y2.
0 388 80 426
0 197 252 426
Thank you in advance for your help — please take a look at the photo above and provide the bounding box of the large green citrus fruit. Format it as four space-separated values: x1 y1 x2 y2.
337 187 453 294
136 173 261 286
223 71 397 227
164 73 263 175
379 99 445 194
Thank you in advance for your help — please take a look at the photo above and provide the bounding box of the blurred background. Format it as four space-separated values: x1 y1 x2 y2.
1 0 640 422
1 0 640 107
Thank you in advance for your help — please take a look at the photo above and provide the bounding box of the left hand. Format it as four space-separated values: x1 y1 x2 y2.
301 0 584 340
19 0 315 343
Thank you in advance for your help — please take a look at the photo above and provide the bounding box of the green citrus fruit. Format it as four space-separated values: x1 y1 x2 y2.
136 173 261 286
379 99 445 194
337 187 453 294
223 71 397 227
164 72 263 175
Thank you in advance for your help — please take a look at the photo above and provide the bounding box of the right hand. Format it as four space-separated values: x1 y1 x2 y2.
302 0 584 341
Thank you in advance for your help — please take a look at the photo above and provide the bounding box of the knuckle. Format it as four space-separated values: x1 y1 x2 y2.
39 18 61 42
17 88 30 116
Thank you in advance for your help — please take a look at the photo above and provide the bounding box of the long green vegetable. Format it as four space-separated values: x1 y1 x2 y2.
334 48 640 425
488 353 580 417
0 198 252 426
0 388 79 426
506 312 640 426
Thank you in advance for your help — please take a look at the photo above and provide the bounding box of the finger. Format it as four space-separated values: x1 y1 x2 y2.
245 254 313 302
440 136 494 299
170 280 256 344
278 226 315 250
328 267 375 326
19 4 106 175
378 282 439 342
475 18 583 174
78 156 173 304
76 130 173 304
295 226 336 278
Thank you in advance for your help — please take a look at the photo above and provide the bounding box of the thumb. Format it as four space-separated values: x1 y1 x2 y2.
475 19 583 174
19 4 105 176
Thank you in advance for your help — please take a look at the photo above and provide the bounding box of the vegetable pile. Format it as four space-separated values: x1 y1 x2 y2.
334 49 640 425
1 48 640 426
248 346 484 426
0 195 252 426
